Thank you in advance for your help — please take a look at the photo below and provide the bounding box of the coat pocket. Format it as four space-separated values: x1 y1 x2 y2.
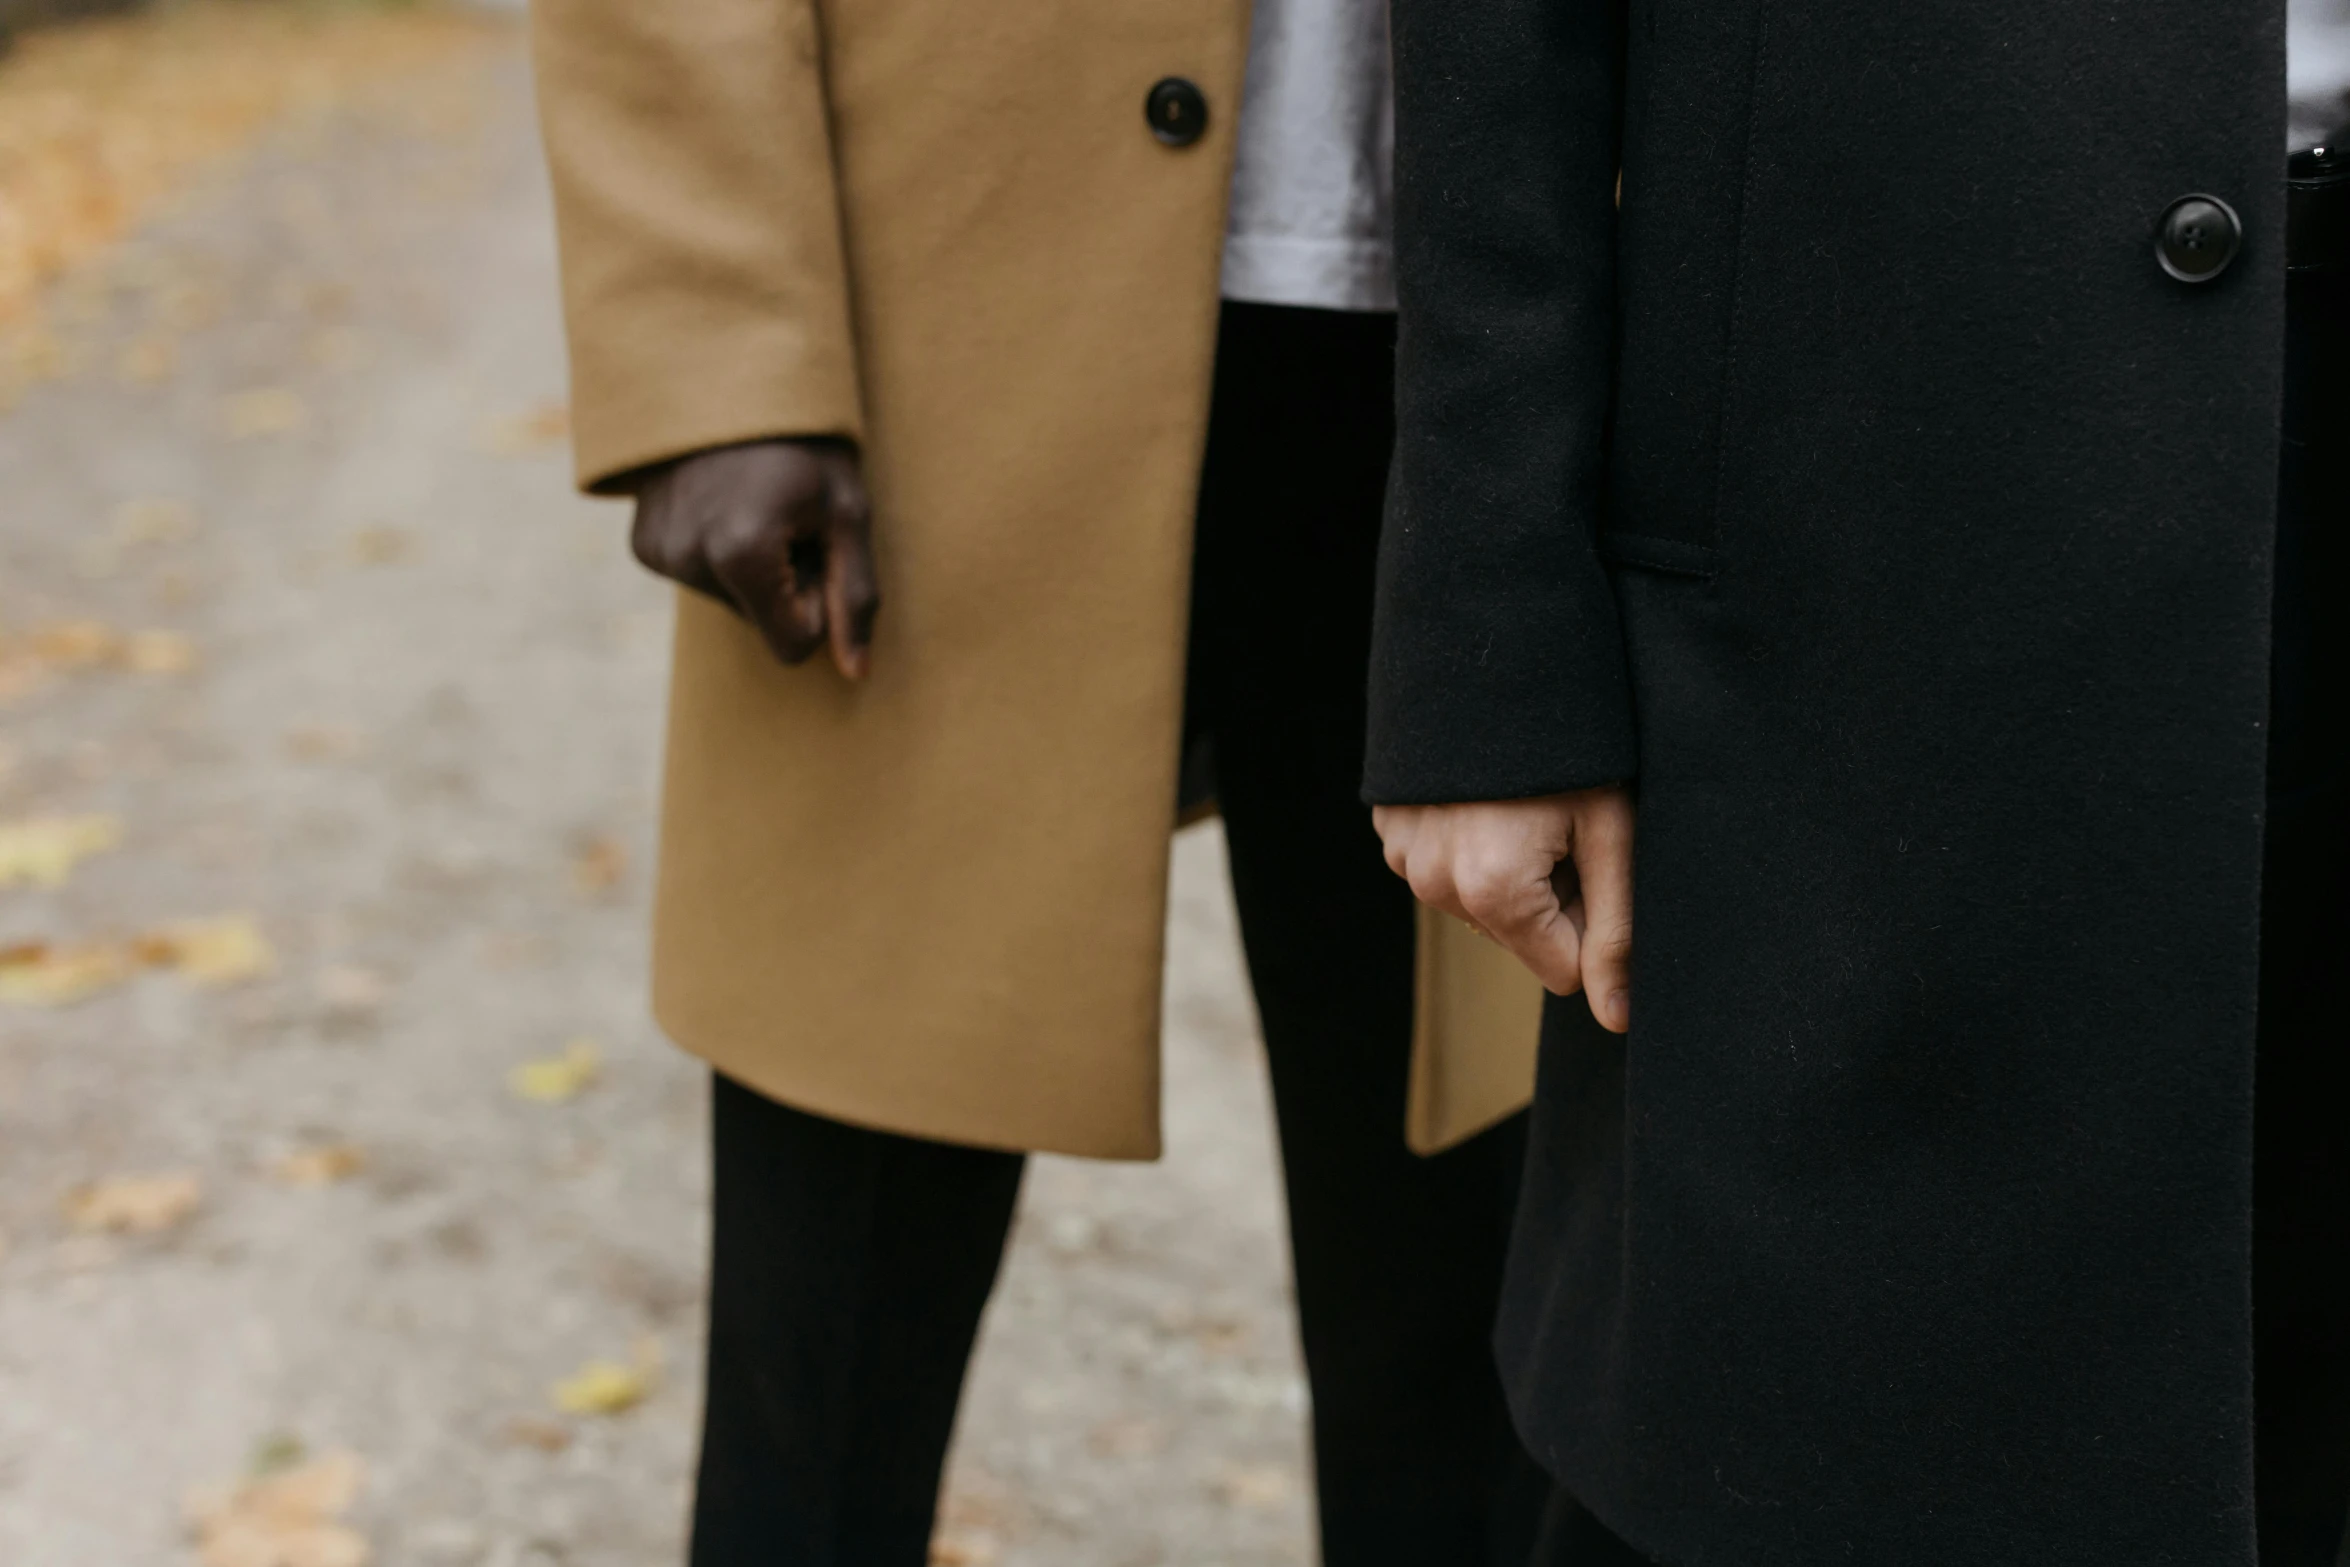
1599 0 1770 579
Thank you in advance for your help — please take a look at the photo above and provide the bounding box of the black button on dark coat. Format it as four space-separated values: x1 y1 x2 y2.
1365 0 2286 1561
2160 193 2246 281
1145 77 1209 147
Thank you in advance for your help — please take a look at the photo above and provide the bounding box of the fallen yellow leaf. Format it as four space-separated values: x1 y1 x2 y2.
509 1039 601 1104
0 621 198 690
223 387 307 438
64 1171 202 1233
249 1432 307 1476
0 814 123 888
271 1144 364 1188
0 0 492 377
29 620 118 667
186 1450 369 1567
141 915 275 986
124 629 197 674
551 1338 660 1416
0 940 137 1005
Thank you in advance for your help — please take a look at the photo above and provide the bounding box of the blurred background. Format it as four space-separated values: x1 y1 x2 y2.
0 4 1323 1562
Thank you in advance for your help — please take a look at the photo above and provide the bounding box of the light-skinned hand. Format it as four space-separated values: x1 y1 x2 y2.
1373 786 1634 1033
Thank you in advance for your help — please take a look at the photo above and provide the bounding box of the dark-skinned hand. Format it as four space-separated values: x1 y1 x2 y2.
630 438 879 680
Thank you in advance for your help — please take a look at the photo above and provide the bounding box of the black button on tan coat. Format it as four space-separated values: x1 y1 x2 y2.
527 0 1542 1160
1366 0 2289 1560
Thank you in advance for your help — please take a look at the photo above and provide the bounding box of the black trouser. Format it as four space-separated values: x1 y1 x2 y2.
1535 176 2350 1567
688 302 1545 1567
2253 151 2350 1567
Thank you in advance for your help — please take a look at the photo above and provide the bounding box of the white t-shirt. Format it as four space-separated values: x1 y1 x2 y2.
1220 0 1395 313
2293 0 2350 147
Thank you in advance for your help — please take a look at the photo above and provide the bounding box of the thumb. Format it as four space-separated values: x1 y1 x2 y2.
1571 792 1635 1032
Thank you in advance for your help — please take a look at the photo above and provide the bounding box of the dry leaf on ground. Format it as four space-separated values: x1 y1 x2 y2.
509 1038 601 1103
185 1450 368 1567
28 620 117 667
312 965 386 1011
570 834 626 896
63 1171 202 1233
222 387 307 438
248 1432 307 1476
114 498 200 545
928 1533 1001 1567
0 0 495 376
1213 1464 1296 1509
930 1489 1012 1567
270 1144 364 1188
1 916 272 1005
0 621 199 698
499 1417 571 1453
124 629 197 674
347 526 414 565
478 401 569 455
119 336 176 384
0 940 138 1005
550 1338 660 1416
140 915 275 986
0 814 123 888
283 725 366 762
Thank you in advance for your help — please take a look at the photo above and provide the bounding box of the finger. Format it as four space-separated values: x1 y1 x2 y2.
1370 806 1415 880
824 515 880 681
707 514 822 665
1459 858 1584 996
1402 858 1469 927
777 533 832 659
1574 799 1636 1033
1495 894 1586 997
630 495 724 601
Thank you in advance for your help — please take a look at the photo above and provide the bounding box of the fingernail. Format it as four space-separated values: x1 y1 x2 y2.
1607 991 1629 1031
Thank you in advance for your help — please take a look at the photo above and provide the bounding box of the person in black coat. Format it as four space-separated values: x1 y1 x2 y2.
1363 0 2350 1561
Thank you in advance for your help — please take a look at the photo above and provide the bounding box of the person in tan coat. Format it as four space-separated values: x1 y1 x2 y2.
530 0 1552 1559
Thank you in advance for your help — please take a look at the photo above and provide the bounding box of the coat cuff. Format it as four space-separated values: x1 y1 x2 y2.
568 326 862 494
1361 481 1638 805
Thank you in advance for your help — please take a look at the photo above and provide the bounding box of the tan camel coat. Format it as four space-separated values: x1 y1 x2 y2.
530 0 1539 1159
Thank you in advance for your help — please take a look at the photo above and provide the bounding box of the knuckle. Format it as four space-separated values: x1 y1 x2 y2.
705 511 776 570
1454 867 1519 923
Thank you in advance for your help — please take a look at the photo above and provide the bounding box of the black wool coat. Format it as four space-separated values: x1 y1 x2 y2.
1363 0 2287 1562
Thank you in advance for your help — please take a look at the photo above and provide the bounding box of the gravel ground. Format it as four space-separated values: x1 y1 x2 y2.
0 24 1318 1566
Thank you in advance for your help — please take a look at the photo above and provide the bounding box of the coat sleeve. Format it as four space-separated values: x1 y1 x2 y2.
1361 0 1637 803
530 0 864 493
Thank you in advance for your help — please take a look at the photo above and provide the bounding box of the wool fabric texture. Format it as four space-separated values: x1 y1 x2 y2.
1366 0 2291 1561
